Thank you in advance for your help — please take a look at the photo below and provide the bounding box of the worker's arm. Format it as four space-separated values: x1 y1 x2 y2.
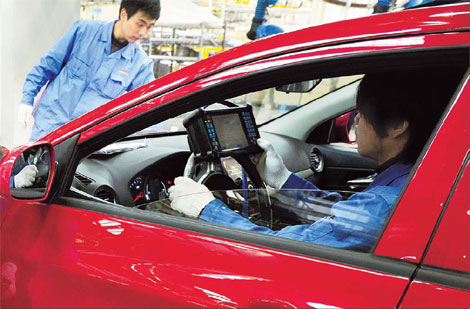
21 20 82 107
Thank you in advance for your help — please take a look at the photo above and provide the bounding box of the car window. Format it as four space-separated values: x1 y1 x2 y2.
72 64 465 259
231 75 363 125
130 76 362 135
137 186 383 252
130 155 387 252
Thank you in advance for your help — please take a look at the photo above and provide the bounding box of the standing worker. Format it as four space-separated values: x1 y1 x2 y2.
18 0 161 141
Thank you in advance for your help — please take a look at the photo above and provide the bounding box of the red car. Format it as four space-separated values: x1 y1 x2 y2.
1 2 469 308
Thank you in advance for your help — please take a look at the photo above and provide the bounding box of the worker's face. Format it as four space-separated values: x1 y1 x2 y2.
120 9 155 43
354 112 383 161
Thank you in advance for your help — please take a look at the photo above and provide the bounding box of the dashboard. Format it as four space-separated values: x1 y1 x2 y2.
73 134 190 207
72 130 376 209
127 154 185 206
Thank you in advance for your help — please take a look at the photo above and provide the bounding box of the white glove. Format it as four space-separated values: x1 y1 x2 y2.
17 104 34 129
252 138 291 189
14 165 38 188
168 177 215 218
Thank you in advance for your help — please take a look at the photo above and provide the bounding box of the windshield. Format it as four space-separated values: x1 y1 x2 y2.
132 75 363 136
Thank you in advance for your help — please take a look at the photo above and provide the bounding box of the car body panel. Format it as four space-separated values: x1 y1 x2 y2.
374 76 469 262
423 158 469 272
1 200 411 308
399 281 470 308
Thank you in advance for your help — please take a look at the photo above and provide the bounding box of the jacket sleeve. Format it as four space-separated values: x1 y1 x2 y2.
199 175 396 249
281 173 342 203
200 189 394 249
199 173 342 233
21 20 81 107
200 199 336 243
200 199 280 236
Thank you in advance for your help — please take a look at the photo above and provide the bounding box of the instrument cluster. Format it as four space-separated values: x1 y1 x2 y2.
129 174 173 206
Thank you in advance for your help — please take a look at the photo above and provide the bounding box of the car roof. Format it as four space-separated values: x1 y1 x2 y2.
44 3 469 145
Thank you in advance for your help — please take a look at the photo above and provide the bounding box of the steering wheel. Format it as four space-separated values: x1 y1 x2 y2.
180 101 273 226
184 152 273 227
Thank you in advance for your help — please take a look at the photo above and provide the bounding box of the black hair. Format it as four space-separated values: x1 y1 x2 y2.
119 0 161 20
356 68 464 163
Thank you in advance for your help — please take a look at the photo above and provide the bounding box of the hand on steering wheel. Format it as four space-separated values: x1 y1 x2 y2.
182 142 275 226
168 177 215 218
14 165 38 188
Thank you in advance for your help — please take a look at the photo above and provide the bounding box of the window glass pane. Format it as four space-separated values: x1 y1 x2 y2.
131 76 362 135
231 75 363 124
139 186 387 252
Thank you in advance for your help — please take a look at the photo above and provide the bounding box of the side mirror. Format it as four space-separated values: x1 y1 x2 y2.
276 79 322 93
8 144 55 200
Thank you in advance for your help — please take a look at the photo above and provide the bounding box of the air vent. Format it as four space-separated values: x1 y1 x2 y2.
94 186 116 204
309 148 324 173
74 172 94 186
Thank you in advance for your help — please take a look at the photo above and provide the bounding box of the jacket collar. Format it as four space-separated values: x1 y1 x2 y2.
375 155 404 174
369 161 413 189
101 20 135 60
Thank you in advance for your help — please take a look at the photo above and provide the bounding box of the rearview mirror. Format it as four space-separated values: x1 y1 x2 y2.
9 144 54 200
276 79 321 93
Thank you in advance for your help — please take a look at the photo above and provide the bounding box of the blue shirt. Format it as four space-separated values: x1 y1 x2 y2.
200 162 412 250
22 19 155 141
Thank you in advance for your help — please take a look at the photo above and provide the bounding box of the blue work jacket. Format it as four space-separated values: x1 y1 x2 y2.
200 162 412 250
22 19 155 141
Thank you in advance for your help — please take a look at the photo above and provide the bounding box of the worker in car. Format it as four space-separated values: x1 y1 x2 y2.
18 0 160 141
168 69 460 250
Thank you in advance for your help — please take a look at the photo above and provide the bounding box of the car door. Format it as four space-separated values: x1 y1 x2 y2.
1 194 415 308
0 139 415 308
399 158 470 308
